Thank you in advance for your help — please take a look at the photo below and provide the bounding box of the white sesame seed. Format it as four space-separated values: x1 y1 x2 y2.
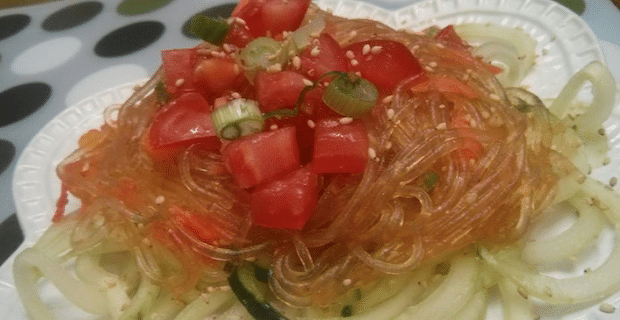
368 147 376 159
343 279 353 286
424 66 434 72
307 119 315 128
387 108 395 120
350 59 359 66
339 117 354 124
489 93 500 101
600 303 616 314
481 111 490 119
303 78 314 86
428 61 438 68
436 43 445 48
438 104 446 109
375 157 380 162
382 95 393 104
370 45 382 54
266 63 282 73
270 124 278 130
175 78 185 87
362 44 371 55
292 56 301 69
386 141 392 150
155 195 165 205
346 50 355 59
435 122 447 130
231 92 242 99
354 71 362 77
310 47 321 56
223 44 233 53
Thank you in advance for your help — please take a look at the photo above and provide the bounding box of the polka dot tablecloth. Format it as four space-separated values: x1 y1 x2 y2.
0 0 619 265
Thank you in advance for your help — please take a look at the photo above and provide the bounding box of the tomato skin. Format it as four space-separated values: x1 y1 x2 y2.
146 92 221 161
435 25 469 52
193 56 245 98
222 126 300 188
232 0 310 37
254 71 308 112
312 119 369 174
250 165 318 230
344 40 425 94
297 33 349 80
162 49 198 97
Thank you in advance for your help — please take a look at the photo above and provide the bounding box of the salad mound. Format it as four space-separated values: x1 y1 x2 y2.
13 0 620 319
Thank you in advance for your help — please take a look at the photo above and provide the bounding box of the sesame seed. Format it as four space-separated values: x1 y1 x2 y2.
270 124 278 130
303 78 314 86
489 93 500 101
436 43 445 48
438 104 446 109
375 157 381 162
600 303 616 314
424 66 434 72
387 108 395 120
371 45 382 54
362 44 371 55
354 71 362 77
266 63 282 73
292 56 301 69
481 111 490 119
346 50 355 59
175 78 185 87
368 148 376 159
155 195 165 205
435 122 447 130
382 95 393 104
231 92 242 99
307 119 315 128
343 279 352 286
428 61 438 68
223 44 233 53
350 59 359 66
310 47 321 56
207 286 216 293
610 177 618 187
386 141 392 149
339 117 354 124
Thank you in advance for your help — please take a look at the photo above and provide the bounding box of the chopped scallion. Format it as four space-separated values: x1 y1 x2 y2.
189 16 230 45
211 99 264 140
322 72 379 118
239 37 286 72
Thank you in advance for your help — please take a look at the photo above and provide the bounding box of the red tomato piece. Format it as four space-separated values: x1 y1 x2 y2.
435 25 469 52
232 0 310 37
254 70 308 112
250 165 318 230
170 206 221 243
297 33 349 80
162 49 198 97
146 92 221 161
345 40 426 94
312 119 369 173
223 20 254 48
193 56 245 98
222 126 300 188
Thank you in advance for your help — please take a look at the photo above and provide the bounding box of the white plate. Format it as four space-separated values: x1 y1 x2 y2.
4 0 620 319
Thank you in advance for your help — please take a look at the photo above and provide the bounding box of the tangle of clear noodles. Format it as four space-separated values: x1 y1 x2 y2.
54 7 571 308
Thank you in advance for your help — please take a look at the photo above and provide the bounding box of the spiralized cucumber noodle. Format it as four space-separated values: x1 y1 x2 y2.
13 4 620 320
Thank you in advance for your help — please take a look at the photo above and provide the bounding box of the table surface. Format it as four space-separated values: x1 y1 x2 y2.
1 0 620 266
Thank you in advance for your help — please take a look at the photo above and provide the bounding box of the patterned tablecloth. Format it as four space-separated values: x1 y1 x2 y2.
1 0 619 265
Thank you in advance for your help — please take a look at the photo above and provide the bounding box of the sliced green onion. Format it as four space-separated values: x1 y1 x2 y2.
189 16 230 45
322 72 379 118
421 171 439 191
239 37 286 72
211 99 264 140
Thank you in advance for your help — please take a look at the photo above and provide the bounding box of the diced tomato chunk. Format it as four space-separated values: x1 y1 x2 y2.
223 20 254 48
435 25 469 52
193 56 245 98
146 92 220 161
222 127 300 188
312 119 369 173
232 0 310 37
250 165 318 230
170 206 221 243
297 33 349 79
162 49 198 97
344 40 426 94
254 71 308 112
